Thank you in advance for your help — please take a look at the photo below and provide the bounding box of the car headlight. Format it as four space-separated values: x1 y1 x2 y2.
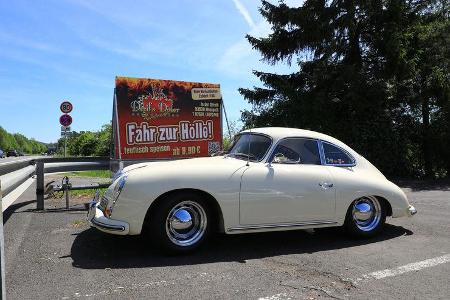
105 175 127 217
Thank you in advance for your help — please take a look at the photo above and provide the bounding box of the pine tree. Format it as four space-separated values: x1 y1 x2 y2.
239 0 449 177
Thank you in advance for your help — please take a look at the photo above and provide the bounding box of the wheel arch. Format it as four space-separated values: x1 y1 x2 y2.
144 188 225 233
374 195 393 217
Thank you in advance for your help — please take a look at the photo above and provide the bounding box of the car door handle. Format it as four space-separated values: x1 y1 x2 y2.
319 182 334 189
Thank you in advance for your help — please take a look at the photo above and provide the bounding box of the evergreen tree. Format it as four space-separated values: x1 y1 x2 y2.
239 0 449 177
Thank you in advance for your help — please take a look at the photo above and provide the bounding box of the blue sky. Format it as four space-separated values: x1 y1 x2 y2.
0 0 297 143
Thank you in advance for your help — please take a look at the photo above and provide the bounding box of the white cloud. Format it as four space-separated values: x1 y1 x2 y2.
231 0 256 28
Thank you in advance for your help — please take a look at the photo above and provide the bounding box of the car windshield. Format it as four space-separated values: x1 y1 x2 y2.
227 133 272 162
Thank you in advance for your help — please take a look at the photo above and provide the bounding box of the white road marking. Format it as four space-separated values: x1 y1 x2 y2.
355 254 450 282
2 177 35 212
258 293 292 300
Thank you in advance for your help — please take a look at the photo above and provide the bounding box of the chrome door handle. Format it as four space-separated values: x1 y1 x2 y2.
319 182 334 189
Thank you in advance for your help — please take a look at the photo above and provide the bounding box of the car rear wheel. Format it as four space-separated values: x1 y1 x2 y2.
344 196 386 237
148 192 210 253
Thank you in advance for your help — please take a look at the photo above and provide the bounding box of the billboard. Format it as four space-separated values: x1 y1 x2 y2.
113 77 222 160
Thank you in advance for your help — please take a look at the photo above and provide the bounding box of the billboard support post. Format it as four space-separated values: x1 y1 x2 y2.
222 99 232 140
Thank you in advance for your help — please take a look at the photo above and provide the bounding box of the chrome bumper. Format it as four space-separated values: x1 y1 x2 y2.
408 205 417 216
87 203 130 235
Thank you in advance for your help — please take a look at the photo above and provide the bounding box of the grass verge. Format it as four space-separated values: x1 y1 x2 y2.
60 170 112 178
53 188 108 199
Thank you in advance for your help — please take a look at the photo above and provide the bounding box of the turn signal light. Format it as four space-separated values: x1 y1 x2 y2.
104 207 112 218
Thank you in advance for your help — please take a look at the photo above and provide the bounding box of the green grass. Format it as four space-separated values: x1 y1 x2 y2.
53 188 108 198
61 170 112 178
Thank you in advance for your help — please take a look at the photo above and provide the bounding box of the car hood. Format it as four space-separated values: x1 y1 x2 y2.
123 156 249 176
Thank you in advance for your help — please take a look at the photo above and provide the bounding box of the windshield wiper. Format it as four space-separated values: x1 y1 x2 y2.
229 152 258 161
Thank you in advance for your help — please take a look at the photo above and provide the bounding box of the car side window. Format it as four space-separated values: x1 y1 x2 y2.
271 138 321 165
322 142 354 165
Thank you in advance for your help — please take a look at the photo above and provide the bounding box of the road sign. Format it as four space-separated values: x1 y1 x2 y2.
61 125 71 132
60 101 73 114
59 114 73 127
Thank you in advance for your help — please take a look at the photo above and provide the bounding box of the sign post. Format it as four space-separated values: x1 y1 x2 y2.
59 101 73 157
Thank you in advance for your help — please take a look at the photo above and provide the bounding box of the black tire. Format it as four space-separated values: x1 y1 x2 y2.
147 192 211 253
344 196 386 238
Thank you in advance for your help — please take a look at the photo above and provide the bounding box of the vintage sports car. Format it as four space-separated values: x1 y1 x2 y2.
88 127 417 253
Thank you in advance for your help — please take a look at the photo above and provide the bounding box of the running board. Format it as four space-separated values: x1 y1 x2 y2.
227 220 337 232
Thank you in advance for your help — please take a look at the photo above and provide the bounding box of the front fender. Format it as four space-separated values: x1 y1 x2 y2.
110 162 246 235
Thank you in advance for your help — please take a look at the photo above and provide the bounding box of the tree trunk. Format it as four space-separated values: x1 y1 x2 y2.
422 97 433 178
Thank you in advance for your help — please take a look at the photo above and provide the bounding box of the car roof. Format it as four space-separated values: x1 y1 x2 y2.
240 127 357 155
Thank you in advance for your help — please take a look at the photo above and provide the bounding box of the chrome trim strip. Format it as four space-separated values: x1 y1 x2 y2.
227 220 337 232
91 219 125 232
318 140 326 165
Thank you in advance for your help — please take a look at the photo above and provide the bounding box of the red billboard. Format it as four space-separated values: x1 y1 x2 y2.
113 77 222 160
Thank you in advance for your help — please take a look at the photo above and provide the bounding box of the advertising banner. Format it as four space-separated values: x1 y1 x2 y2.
114 77 222 160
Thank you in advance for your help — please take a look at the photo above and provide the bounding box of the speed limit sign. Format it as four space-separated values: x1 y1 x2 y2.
60 101 73 114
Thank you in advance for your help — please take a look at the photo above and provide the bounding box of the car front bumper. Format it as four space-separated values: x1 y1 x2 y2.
87 203 130 235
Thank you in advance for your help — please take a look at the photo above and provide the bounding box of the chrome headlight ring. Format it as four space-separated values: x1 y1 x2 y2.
106 175 127 217
112 170 124 182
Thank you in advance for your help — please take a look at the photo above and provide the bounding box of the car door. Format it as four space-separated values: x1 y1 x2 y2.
239 138 336 225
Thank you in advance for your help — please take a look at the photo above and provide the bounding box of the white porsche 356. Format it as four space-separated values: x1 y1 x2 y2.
88 127 416 252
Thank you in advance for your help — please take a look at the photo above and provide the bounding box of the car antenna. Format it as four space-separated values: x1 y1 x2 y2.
246 127 252 167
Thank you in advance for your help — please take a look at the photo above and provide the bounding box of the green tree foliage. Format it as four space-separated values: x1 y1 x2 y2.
239 0 449 178
223 121 243 151
0 126 47 154
59 123 112 157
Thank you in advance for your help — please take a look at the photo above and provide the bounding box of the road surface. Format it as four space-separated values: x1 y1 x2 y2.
3 181 450 299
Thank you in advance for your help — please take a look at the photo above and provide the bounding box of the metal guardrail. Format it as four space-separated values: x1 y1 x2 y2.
35 157 110 210
0 158 37 199
0 156 111 298
0 157 111 211
0 157 36 177
0 181 6 299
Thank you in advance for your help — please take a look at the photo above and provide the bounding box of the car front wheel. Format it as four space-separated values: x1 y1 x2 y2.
148 192 210 253
344 196 386 237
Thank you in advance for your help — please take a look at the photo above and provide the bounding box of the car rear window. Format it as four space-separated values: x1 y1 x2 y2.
322 142 354 165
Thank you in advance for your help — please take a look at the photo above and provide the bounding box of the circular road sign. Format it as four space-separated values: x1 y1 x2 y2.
60 101 73 113
59 114 73 127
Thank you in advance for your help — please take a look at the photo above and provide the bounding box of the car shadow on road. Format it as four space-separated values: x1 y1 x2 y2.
70 223 413 269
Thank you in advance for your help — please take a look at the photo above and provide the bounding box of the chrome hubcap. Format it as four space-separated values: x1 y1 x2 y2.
170 209 193 230
352 196 381 232
166 201 207 246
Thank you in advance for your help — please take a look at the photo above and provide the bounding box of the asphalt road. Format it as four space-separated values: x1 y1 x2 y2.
3 181 450 299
